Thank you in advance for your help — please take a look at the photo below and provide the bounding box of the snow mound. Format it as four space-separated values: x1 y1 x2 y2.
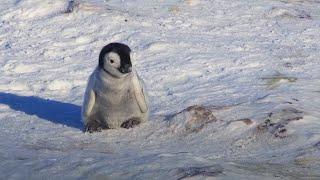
167 105 217 134
3 0 67 21
266 6 312 19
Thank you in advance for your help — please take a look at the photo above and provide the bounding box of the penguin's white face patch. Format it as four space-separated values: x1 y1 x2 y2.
101 52 126 78
104 52 121 69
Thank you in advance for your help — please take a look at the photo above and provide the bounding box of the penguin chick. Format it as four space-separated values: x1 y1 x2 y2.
82 43 149 133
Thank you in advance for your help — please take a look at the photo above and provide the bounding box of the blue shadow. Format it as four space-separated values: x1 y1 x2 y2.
0 92 83 130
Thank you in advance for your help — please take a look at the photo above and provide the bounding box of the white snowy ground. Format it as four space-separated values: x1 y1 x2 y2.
0 0 320 179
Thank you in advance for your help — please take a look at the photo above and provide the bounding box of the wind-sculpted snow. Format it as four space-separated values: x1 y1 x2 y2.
0 0 320 179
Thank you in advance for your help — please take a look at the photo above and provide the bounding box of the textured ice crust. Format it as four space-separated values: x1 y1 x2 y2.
0 0 320 179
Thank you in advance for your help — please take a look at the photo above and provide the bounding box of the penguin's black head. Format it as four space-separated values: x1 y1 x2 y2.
99 43 132 77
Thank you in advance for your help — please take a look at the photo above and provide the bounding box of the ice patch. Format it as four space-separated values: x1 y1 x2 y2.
12 64 40 74
47 80 72 91
145 41 171 52
53 36 93 47
0 81 29 91
185 0 200 6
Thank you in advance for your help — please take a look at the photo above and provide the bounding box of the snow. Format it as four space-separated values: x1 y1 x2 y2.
0 0 320 179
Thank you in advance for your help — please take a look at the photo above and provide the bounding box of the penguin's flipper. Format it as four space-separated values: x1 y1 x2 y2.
132 72 148 113
82 74 96 123
82 89 96 118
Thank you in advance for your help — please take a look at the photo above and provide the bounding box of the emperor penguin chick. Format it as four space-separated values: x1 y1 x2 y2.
82 43 149 133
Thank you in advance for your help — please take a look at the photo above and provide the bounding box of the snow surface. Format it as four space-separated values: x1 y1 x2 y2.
0 0 320 179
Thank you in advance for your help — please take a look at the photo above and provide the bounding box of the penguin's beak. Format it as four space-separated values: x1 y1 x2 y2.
119 64 132 73
127 66 132 73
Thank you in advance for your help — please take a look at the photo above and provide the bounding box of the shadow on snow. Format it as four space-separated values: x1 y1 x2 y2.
0 92 82 130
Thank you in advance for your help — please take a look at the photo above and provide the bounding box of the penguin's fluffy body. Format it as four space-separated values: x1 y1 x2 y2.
82 43 149 132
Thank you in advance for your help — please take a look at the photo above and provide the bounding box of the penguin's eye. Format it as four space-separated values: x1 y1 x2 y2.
110 59 114 64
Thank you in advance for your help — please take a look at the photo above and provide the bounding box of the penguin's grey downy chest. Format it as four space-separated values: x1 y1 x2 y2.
93 72 141 128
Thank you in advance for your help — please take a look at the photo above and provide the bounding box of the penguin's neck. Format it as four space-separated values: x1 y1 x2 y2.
96 68 132 91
